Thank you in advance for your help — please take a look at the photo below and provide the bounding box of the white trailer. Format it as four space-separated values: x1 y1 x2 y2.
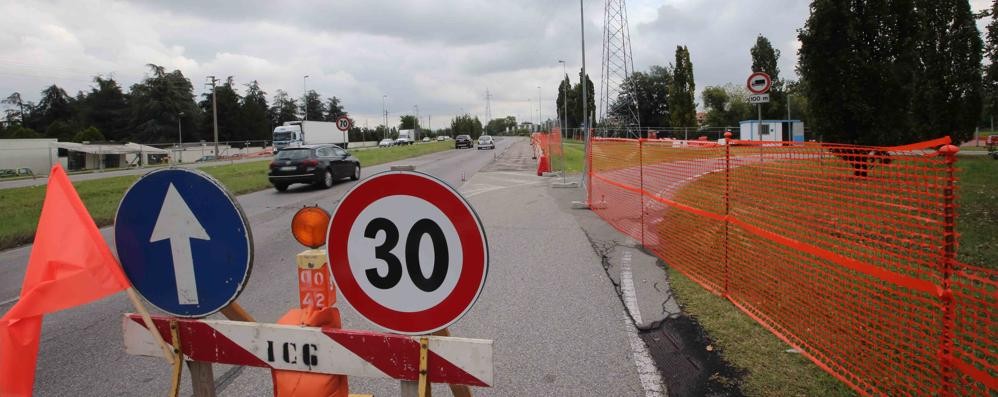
738 120 804 142
273 121 349 152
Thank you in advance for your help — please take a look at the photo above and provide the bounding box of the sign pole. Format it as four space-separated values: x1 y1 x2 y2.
757 103 762 140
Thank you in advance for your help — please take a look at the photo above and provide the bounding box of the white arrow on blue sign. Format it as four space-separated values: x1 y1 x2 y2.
115 168 253 318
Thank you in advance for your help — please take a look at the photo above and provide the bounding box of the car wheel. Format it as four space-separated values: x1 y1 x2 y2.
274 184 288 192
321 169 334 189
351 164 360 180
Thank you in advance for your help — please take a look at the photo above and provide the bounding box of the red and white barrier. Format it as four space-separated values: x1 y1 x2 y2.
122 314 494 387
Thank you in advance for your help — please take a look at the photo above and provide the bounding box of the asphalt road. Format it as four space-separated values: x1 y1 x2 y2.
0 137 659 396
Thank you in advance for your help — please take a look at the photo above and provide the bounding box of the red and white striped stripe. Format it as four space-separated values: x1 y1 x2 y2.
123 314 493 387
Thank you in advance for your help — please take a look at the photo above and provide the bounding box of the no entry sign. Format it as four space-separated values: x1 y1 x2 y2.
326 171 488 334
747 72 772 95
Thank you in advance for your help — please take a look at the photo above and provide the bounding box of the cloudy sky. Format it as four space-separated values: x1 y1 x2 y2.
0 0 992 128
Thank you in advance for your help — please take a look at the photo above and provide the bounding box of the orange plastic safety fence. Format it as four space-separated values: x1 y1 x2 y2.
586 137 997 396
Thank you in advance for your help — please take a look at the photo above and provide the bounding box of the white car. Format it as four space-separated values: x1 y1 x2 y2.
477 135 495 150
437 136 446 141
378 139 394 147
422 137 431 142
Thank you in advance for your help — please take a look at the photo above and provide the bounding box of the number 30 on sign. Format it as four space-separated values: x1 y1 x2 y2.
326 171 489 335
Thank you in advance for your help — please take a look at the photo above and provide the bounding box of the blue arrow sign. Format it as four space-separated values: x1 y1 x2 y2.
115 169 253 317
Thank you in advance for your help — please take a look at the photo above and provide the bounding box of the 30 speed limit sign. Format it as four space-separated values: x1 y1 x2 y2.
326 171 488 334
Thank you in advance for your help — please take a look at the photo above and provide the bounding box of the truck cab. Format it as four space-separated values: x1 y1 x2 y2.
273 125 303 153
395 129 415 146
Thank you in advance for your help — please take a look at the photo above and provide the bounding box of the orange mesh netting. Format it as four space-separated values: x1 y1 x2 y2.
586 135 996 396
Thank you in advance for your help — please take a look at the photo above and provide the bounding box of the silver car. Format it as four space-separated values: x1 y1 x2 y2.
477 135 495 150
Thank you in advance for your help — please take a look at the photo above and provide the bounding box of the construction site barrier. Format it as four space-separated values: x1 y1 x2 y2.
586 135 996 396
531 130 565 175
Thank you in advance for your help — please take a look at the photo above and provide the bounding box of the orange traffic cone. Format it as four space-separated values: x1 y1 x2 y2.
271 308 348 396
537 154 550 176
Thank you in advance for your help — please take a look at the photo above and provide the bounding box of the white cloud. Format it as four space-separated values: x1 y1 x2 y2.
0 0 993 126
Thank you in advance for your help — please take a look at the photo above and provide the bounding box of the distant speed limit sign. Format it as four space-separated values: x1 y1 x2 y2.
336 116 352 131
326 171 488 334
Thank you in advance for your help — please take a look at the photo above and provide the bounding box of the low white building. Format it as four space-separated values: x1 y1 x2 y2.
0 138 59 174
739 120 805 142
51 142 169 170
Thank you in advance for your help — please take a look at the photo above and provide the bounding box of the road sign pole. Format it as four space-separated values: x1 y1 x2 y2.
758 103 762 140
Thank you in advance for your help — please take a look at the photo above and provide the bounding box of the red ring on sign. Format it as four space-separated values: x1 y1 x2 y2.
746 72 772 94
326 172 487 334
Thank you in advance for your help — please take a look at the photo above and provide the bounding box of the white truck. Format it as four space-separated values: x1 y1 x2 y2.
272 121 349 152
395 129 416 145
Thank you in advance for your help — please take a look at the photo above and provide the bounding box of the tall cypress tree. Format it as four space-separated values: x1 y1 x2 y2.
984 0 998 126
910 0 982 143
669 46 697 127
800 0 982 145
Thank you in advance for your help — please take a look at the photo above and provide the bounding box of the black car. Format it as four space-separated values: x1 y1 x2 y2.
268 144 360 191
455 134 473 149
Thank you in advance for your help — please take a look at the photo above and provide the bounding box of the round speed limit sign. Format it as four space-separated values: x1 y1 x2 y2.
326 171 488 334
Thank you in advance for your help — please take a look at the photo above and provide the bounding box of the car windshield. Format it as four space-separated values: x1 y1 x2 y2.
457 135 470 139
479 136 492 141
273 132 293 141
275 149 312 160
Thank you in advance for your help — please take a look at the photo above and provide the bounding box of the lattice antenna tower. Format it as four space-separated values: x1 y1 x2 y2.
599 0 640 133
485 89 493 123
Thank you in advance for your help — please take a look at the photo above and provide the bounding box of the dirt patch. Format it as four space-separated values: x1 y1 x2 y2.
640 313 745 397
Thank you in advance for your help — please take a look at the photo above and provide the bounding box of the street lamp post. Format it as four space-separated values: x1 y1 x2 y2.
382 95 389 140
528 98 533 131
558 60 568 132
579 0 590 188
303 75 310 121
177 111 184 164
537 86 544 130
413 104 420 141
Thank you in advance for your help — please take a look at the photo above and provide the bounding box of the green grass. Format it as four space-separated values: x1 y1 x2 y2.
666 266 855 397
955 156 998 267
562 141 585 173
0 141 453 251
958 146 989 151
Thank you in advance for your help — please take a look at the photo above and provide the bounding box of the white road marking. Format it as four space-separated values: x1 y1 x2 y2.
462 181 544 198
0 296 19 307
620 250 642 325
624 312 666 396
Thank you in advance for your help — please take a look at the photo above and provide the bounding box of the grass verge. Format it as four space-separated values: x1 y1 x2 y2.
562 141 585 173
666 266 855 396
955 156 997 266
0 141 453 251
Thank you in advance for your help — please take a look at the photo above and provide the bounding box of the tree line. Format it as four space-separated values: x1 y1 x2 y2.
586 0 992 145
0 64 353 145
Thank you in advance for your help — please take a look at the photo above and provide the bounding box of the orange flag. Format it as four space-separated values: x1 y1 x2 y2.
0 164 130 397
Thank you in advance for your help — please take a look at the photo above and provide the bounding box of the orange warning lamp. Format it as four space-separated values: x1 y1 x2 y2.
291 206 330 249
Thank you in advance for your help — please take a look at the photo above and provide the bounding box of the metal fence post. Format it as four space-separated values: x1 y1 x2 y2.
723 131 732 298
639 138 645 247
586 133 593 206
937 144 959 396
